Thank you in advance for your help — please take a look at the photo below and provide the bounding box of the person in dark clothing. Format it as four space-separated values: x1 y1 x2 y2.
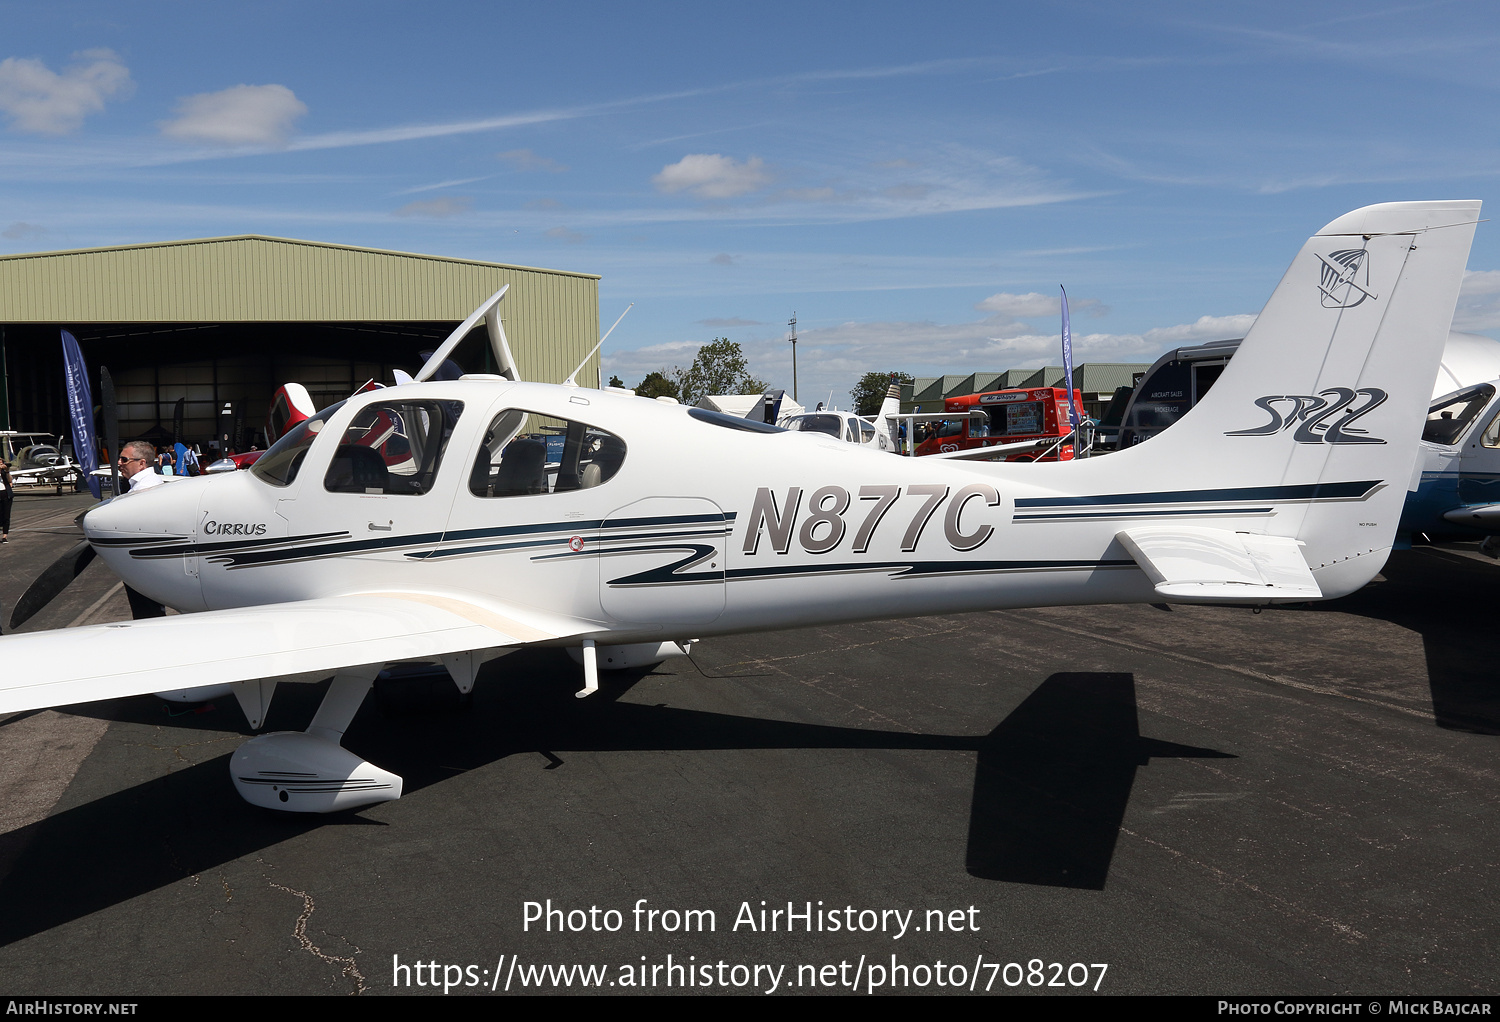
0 460 11 543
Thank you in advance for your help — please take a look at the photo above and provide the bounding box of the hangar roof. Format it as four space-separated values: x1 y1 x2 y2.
0 234 599 324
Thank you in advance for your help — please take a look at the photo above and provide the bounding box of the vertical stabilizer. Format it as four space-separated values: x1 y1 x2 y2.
878 381 902 449
1054 200 1479 598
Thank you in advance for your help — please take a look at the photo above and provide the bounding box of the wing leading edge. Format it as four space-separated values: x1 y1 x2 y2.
0 591 593 716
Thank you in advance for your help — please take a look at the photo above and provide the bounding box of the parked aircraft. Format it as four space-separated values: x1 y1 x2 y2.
0 200 1480 814
779 382 903 452
2 432 82 493
1400 383 1500 547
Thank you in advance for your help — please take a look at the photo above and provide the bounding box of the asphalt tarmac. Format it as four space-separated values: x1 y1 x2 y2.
0 489 1497 996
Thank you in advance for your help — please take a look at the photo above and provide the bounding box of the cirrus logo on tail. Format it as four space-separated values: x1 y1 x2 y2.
1226 388 1389 445
1318 249 1378 309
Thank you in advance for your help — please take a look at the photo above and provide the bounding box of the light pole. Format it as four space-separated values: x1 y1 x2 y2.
788 312 798 402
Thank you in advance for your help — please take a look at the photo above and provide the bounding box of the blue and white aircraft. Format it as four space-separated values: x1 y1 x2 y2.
0 200 1481 813
1401 381 1500 547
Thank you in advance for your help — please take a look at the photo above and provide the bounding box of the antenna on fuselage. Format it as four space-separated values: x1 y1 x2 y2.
413 284 512 383
563 303 634 388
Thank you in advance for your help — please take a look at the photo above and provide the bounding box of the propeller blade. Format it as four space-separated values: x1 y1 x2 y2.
124 586 166 620
9 541 96 631
414 285 509 383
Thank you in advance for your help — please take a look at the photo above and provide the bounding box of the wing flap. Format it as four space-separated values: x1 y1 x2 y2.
1117 527 1322 603
0 592 593 715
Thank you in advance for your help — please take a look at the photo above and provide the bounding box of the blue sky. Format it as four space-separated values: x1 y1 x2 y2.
3 1 1499 405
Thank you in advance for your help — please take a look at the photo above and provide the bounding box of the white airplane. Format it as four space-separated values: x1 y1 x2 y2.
2 432 84 493
1401 380 1500 547
779 383 903 453
0 200 1479 816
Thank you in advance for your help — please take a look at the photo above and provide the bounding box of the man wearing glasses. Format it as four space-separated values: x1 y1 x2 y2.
119 441 164 493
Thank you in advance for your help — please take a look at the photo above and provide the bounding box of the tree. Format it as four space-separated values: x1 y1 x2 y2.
634 371 680 400
851 371 913 415
607 374 625 388
673 338 767 405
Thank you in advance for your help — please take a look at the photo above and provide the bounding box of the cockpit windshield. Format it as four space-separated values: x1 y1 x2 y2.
1423 385 1495 446
784 414 843 438
250 400 348 487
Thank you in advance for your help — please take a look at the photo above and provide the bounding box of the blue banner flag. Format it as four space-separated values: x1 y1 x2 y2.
1060 286 1080 429
60 330 101 498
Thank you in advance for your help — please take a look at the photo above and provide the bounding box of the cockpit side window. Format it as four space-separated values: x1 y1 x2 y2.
324 399 463 495
1482 407 1500 449
1423 385 1495 446
469 409 626 497
250 399 348 487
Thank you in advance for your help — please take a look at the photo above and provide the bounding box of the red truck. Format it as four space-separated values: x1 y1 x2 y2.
914 386 1082 460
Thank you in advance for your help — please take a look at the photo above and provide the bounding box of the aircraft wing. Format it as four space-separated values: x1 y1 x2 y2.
11 464 76 482
1116 526 1323 603
0 591 594 715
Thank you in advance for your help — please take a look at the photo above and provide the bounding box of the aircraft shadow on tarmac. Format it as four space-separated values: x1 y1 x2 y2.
1289 547 1500 735
0 657 1230 946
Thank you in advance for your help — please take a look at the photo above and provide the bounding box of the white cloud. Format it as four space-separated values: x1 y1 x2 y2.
881 183 932 201
697 317 764 328
0 49 132 135
1460 269 1500 295
1133 314 1257 348
160 84 307 147
975 292 1059 317
393 175 490 196
653 154 772 199
602 341 705 386
772 186 853 203
392 195 472 218
498 148 567 173
2 221 45 240
975 291 1109 318
545 226 586 243
1452 269 1500 331
709 253 735 266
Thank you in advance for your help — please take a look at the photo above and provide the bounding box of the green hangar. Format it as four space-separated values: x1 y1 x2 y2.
0 235 600 448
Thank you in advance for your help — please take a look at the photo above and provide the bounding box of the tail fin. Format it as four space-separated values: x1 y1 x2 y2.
1079 201 1479 598
748 389 786 424
877 380 902 449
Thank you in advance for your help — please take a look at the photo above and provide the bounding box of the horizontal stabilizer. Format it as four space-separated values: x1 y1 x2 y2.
1117 527 1322 603
0 591 593 716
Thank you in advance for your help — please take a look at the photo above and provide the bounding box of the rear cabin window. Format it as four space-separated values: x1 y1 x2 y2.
469 410 626 497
